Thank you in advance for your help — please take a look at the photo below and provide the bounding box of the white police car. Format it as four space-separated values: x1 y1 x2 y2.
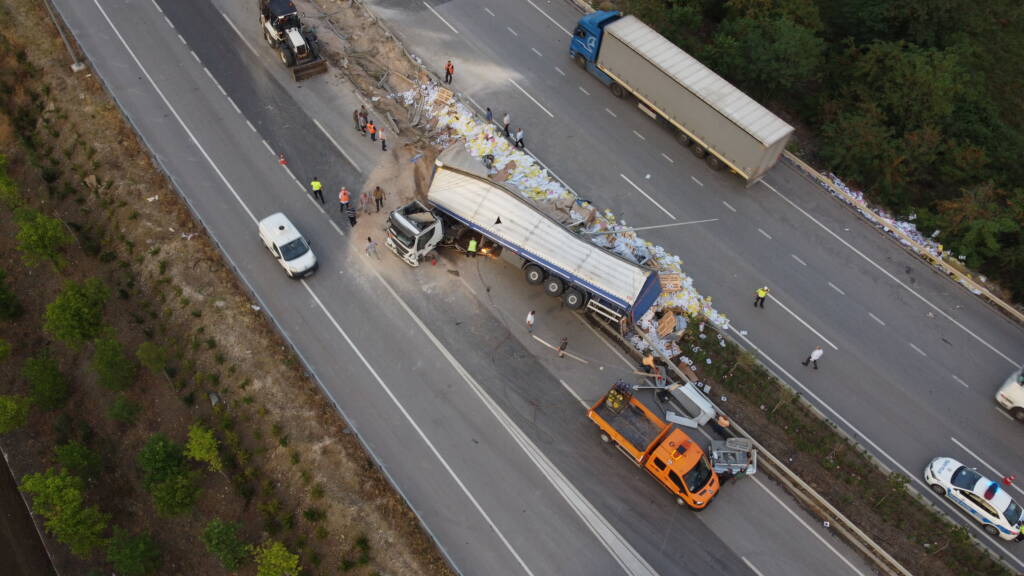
258 213 317 278
925 457 1023 540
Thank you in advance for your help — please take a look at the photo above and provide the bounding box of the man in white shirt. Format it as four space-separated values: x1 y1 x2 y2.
802 346 824 370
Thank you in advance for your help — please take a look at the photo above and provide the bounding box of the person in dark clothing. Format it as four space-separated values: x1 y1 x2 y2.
346 205 358 227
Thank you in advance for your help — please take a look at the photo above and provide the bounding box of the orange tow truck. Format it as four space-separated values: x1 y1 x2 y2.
588 381 721 509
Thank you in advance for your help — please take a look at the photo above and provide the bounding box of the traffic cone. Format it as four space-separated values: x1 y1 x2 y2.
278 153 287 166
1003 475 1016 486
431 255 437 266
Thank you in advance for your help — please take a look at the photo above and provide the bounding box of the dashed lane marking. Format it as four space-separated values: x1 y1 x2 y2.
632 130 645 141
909 342 928 357
791 254 807 266
721 200 736 212
605 108 617 118
757 228 772 240
660 153 674 164
578 86 590 95
423 2 459 34
828 282 845 296
532 47 543 57
509 78 554 118
312 118 363 173
691 176 703 186
868 312 885 326
507 26 519 37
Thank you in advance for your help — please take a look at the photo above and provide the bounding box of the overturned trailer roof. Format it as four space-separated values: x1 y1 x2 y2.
428 163 661 321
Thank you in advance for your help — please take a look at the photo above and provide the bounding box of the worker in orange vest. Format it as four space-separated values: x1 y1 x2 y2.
367 120 377 142
444 60 454 84
338 187 350 214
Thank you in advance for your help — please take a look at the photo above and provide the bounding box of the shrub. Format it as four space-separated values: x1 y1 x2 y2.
91 333 137 391
251 539 300 576
135 341 167 377
20 468 109 557
54 440 102 480
108 393 140 426
185 423 223 473
15 209 72 269
43 278 108 348
0 394 30 434
0 339 10 362
202 519 247 571
0 269 24 320
136 434 200 516
148 470 200 516
23 352 70 411
105 527 162 576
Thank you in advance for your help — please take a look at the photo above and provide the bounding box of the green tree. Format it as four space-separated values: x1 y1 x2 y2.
91 333 137 391
0 269 24 320
20 468 109 557
136 434 200 516
135 341 167 378
0 155 24 211
252 539 300 576
22 352 70 411
185 423 223 473
935 183 1022 269
105 527 162 576
0 394 30 434
148 470 200 516
43 278 109 349
108 393 140 426
15 209 72 269
202 519 248 570
54 441 102 481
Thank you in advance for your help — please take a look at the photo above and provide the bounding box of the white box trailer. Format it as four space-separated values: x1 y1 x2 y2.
571 11 794 184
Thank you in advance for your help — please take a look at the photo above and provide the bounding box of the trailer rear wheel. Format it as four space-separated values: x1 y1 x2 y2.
691 144 707 159
563 288 586 309
544 276 565 296
705 155 724 170
675 130 691 147
524 264 545 285
574 53 587 69
610 82 625 98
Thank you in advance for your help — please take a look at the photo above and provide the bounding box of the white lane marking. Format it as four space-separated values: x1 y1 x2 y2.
632 130 645 141
660 153 674 164
952 375 969 388
204 67 226 95
951 437 1024 499
559 380 588 409
190 49 200 62
574 313 634 367
908 342 927 357
741 557 768 576
767 295 838 350
730 324 1024 569
578 86 590 96
509 78 554 118
531 47 544 57
246 119 256 132
220 11 261 59
261 139 274 155
163 15 174 29
757 228 772 240
828 281 846 296
365 270 661 576
226 96 241 114
791 254 807 266
507 26 519 37
299 281 535 576
522 0 572 36
423 2 459 34
328 219 345 237
312 118 363 173
554 66 565 76
281 164 304 192
691 176 703 186
868 312 885 326
531 335 588 364
177 33 186 45
751 477 867 576
762 179 1020 369
721 200 736 213
605 108 617 118
457 276 477 296
620 173 675 220
484 7 495 17
149 0 162 13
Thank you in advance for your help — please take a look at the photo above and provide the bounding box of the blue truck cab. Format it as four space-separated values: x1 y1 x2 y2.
569 10 621 84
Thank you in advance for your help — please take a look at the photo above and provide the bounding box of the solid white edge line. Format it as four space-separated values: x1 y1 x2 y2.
828 281 846 296
521 0 572 36
423 1 459 34
767 295 838 350
730 324 1024 569
620 173 675 220
721 200 736 212
751 476 866 576
298 280 536 576
950 437 1024 499
762 179 1020 369
220 10 261 59
509 78 554 118
312 118 363 173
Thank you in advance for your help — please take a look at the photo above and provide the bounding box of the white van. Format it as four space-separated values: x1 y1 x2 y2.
996 368 1024 421
258 213 318 278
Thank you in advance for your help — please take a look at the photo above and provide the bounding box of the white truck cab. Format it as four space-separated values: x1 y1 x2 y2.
996 368 1024 422
258 213 317 278
385 201 444 266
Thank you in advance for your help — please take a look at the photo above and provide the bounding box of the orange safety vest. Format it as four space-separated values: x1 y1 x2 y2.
367 122 376 135
446 61 454 74
339 188 350 203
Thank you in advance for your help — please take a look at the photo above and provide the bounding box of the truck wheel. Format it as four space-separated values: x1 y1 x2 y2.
675 130 691 147
691 144 707 159
544 276 565 296
600 433 611 444
264 29 278 49
563 288 586 310
610 83 625 98
676 497 685 506
279 47 296 67
574 53 587 69
706 155 724 170
524 264 545 285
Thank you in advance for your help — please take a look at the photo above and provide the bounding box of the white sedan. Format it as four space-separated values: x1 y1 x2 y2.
925 457 1023 541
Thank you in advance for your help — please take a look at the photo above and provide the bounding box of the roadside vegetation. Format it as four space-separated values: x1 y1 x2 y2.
604 0 1024 301
0 1 453 574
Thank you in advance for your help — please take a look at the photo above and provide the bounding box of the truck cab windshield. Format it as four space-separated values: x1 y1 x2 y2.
279 238 310 261
683 455 713 493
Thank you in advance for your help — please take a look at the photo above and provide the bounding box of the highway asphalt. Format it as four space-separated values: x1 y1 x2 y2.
49 0 878 574
364 0 1024 569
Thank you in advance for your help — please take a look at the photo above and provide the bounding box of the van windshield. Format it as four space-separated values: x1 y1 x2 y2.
683 454 713 493
279 238 309 261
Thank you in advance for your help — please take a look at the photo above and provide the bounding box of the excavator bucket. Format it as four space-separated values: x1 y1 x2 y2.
292 57 328 81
